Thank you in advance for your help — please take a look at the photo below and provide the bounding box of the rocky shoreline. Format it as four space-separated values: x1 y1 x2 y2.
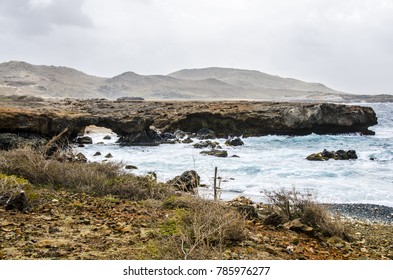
327 204 393 224
0 95 378 149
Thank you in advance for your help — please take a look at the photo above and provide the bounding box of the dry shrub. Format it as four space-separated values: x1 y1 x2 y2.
263 188 349 240
0 147 173 200
100 174 174 200
0 147 120 190
159 197 247 259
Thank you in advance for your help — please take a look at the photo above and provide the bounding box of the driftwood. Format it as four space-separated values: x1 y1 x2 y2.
45 127 69 148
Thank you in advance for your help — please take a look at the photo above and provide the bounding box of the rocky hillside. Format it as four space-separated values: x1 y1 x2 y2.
169 67 340 96
0 61 346 100
0 61 105 99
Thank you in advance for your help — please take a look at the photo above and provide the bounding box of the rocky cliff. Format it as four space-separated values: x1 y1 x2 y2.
0 97 378 148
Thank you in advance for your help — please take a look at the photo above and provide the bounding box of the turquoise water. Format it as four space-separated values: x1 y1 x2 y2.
76 103 393 206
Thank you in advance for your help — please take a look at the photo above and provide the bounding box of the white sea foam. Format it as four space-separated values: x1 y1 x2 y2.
75 103 393 207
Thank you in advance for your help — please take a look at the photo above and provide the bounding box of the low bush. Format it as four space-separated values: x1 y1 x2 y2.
263 188 349 240
0 147 173 200
158 197 247 259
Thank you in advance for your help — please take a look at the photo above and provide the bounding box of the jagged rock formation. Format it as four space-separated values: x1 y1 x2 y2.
0 98 378 148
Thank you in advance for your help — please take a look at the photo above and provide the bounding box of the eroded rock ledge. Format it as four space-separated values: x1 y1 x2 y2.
0 99 378 147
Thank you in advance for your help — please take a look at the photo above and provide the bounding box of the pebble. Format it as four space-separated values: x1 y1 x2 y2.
327 204 393 224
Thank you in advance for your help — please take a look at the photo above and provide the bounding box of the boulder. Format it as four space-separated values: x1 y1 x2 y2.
103 135 111 140
181 137 193 144
75 152 87 162
264 213 284 226
105 153 113 158
228 196 259 220
225 137 244 146
125 165 138 170
193 140 220 149
347 150 358 159
283 218 313 232
5 191 31 213
117 129 161 146
196 128 215 139
174 130 188 139
93 151 101 156
306 149 358 161
200 149 228 157
167 170 200 192
76 136 93 144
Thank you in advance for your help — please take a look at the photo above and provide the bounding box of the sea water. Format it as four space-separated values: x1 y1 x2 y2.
75 103 393 207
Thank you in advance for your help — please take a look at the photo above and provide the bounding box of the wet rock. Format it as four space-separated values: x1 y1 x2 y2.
196 128 215 139
93 151 101 156
167 170 200 192
307 149 358 161
118 129 161 146
225 137 244 146
105 153 113 158
103 135 111 140
181 137 193 144
76 136 93 144
200 149 228 157
174 130 188 139
193 140 220 149
125 165 138 170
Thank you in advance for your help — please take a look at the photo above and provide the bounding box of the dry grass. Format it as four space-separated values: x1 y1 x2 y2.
263 188 349 240
0 147 173 200
159 196 247 259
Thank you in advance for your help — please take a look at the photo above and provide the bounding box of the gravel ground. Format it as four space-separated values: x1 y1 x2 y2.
327 203 393 224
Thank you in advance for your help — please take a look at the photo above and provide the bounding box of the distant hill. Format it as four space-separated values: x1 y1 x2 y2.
169 67 337 93
0 61 105 98
1 61 391 102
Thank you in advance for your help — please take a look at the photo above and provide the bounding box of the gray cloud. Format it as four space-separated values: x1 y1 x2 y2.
0 0 392 94
0 0 92 36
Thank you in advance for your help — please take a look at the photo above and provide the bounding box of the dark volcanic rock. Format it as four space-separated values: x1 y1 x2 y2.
200 149 228 157
125 165 138 170
5 191 31 213
167 170 200 192
225 137 244 146
196 128 215 139
307 149 358 161
76 136 93 144
193 140 220 149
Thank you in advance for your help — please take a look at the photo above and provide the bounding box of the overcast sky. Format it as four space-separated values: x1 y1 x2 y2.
0 0 392 94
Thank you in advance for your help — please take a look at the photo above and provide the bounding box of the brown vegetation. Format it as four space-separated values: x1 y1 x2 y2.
0 147 173 200
263 188 349 240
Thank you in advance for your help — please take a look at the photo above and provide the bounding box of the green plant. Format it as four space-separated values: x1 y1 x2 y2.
0 173 31 200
